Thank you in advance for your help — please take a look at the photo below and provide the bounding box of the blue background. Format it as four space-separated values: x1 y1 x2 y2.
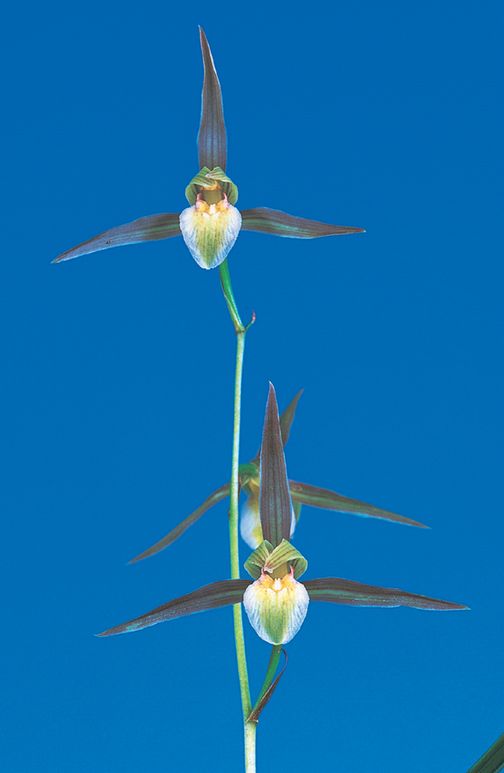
1 1 502 771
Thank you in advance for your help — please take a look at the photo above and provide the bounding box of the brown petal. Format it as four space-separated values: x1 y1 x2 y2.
198 27 227 171
240 207 364 238
97 579 249 636
52 213 181 263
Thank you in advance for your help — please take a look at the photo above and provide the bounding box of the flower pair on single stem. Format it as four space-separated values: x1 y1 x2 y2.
54 25 467 763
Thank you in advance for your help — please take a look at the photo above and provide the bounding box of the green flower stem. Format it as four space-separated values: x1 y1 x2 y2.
219 259 256 771
219 259 244 333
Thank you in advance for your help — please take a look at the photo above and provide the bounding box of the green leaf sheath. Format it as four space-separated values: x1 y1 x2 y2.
289 480 427 528
52 213 181 263
248 647 287 723
467 731 504 773
240 208 364 238
129 484 231 563
198 27 227 171
304 578 468 610
98 579 250 636
259 384 294 547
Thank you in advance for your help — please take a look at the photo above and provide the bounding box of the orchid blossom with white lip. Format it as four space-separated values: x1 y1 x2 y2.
129 388 427 564
99 384 467 650
52 28 363 269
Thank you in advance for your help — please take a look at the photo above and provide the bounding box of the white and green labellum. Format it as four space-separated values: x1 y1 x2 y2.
179 196 242 269
240 491 297 549
243 572 309 645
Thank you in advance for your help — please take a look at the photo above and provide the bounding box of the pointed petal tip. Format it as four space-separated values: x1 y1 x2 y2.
96 627 123 637
402 517 430 529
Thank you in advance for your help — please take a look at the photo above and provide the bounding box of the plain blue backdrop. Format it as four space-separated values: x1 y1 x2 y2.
1 1 503 771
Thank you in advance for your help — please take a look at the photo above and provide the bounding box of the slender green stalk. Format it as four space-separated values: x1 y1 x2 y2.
219 259 244 334
219 259 256 771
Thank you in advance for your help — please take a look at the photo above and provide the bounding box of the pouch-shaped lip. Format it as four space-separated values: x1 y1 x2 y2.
243 573 310 645
179 199 242 269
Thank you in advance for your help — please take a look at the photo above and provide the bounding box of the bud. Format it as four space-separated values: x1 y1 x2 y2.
243 571 309 645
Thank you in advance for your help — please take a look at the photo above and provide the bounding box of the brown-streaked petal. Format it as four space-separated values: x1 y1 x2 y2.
260 384 294 548
97 579 249 637
467 730 504 773
129 484 230 564
198 27 227 171
289 480 427 529
252 389 304 464
240 208 365 239
52 213 181 263
304 578 468 611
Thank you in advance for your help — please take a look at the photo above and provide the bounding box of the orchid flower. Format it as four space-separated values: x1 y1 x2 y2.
99 384 466 651
129 389 427 564
52 28 363 268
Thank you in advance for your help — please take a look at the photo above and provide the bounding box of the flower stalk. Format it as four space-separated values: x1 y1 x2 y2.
219 257 256 769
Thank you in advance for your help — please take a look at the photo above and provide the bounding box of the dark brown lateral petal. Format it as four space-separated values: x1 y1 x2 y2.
129 484 231 564
289 480 427 528
240 208 365 238
304 578 468 611
259 384 293 547
52 213 181 263
467 730 504 773
198 27 227 171
97 579 249 636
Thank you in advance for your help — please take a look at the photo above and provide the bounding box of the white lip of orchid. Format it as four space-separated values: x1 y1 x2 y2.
243 567 310 645
179 192 242 270
240 492 297 549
